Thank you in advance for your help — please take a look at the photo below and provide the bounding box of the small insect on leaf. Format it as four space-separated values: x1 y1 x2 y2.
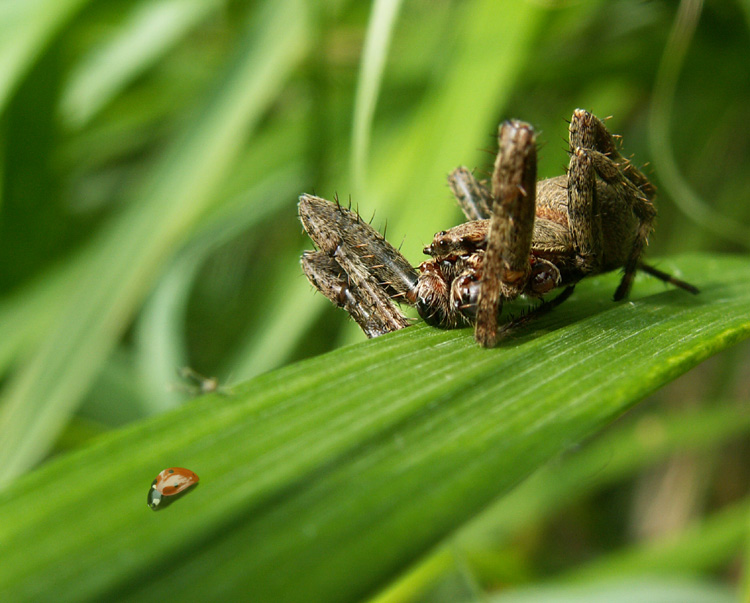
172 367 233 396
147 467 199 510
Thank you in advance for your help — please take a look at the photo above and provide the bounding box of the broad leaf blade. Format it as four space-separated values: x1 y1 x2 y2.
0 253 747 601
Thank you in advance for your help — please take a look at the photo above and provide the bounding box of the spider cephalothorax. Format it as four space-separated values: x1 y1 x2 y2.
299 109 698 347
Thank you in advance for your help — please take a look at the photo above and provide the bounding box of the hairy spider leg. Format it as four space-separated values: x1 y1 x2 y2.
448 167 493 221
301 250 411 338
496 285 576 338
568 109 660 301
475 120 537 348
567 110 606 271
299 194 418 338
637 262 700 295
588 149 656 300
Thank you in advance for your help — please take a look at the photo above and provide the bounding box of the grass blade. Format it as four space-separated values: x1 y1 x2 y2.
0 253 746 601
0 0 91 112
60 0 226 127
350 0 404 192
562 498 750 584
489 578 736 603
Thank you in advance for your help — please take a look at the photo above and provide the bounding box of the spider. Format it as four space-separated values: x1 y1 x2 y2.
299 109 698 347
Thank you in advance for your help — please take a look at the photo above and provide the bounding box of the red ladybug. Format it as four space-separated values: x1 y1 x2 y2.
147 467 199 509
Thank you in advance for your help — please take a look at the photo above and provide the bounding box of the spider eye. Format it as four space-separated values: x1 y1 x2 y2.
425 232 452 257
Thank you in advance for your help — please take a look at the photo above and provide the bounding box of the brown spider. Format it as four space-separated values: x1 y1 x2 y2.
299 109 698 347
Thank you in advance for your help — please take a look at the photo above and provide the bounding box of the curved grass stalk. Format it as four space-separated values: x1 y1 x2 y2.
649 0 750 248
350 0 404 194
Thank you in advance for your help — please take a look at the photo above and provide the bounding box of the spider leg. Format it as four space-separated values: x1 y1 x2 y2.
496 285 576 338
569 109 619 155
299 195 418 337
583 149 657 300
299 194 418 298
567 111 606 271
567 109 660 301
448 167 493 220
301 250 411 338
336 245 416 335
475 120 537 348
638 262 700 295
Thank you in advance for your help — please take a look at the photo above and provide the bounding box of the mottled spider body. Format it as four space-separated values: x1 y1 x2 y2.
300 110 697 347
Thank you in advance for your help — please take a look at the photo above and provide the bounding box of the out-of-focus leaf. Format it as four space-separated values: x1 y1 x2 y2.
350 0 404 192
487 577 736 603
0 0 310 486
0 0 91 112
60 0 226 127
561 498 750 584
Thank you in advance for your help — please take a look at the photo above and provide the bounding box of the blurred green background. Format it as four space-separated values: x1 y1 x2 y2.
0 0 748 600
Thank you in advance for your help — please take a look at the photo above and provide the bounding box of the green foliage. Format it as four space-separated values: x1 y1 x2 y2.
0 254 748 600
0 0 310 485
0 0 748 600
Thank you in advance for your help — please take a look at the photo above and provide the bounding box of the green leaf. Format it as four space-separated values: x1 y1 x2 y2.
0 253 747 601
375 400 750 601
60 0 226 128
0 0 92 113
350 0 404 192
487 577 736 603
562 497 750 584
